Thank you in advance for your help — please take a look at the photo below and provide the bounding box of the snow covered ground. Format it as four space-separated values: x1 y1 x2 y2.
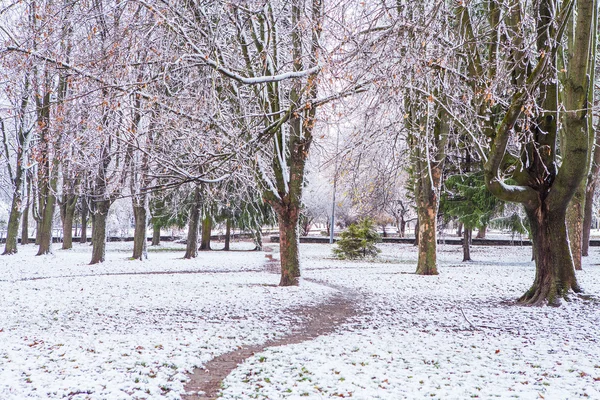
0 242 335 399
1 241 599 399
219 243 600 400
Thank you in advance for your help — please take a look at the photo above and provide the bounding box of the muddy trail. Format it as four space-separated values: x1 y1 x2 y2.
182 254 360 400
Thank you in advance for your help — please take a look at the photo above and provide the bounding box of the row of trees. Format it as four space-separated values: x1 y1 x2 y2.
1 0 598 305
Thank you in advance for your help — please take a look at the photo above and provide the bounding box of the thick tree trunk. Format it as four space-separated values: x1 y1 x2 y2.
3 194 22 255
400 219 406 238
184 189 200 259
90 200 110 264
277 207 300 286
476 225 487 239
456 222 463 237
522 207 581 305
224 218 231 251
80 198 88 244
462 228 472 262
132 202 147 260
413 220 419 246
199 216 212 251
61 196 77 250
415 204 438 275
37 192 56 256
567 184 585 270
582 128 600 256
151 224 161 246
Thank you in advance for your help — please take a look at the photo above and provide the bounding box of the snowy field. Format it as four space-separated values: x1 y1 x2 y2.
1 241 599 399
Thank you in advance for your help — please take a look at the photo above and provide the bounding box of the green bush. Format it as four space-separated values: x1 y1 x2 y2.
333 219 381 259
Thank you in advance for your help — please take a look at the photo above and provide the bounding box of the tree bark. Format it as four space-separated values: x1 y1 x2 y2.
522 206 581 305
37 190 56 255
400 219 406 238
60 195 77 250
151 224 161 246
462 228 472 262
224 218 231 251
567 184 585 270
476 225 487 239
413 220 419 246
3 194 22 255
80 197 88 244
90 199 110 264
582 127 600 257
132 201 147 260
253 228 263 251
277 207 300 286
21 195 30 246
199 216 212 251
184 188 200 259
456 222 463 237
415 202 438 275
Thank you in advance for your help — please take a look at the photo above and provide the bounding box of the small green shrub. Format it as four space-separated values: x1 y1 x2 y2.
333 219 381 259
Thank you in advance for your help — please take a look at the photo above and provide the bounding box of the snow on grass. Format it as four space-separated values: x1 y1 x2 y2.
219 243 600 399
0 242 336 399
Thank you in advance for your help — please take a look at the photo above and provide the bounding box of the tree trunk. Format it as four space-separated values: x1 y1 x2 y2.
415 203 438 275
3 194 22 255
21 199 29 246
151 224 161 246
184 189 200 259
35 220 41 246
463 228 472 262
582 126 600 256
199 216 212 251
476 225 487 239
132 201 147 260
456 222 463 237
21 175 31 246
224 218 231 251
413 220 419 246
253 228 263 251
80 197 88 244
37 192 56 256
567 184 585 270
522 207 581 305
277 207 300 286
61 195 77 250
400 219 406 238
90 199 110 264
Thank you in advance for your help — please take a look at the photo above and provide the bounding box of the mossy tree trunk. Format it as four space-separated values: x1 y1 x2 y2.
275 205 300 285
151 224 161 246
411 106 449 276
90 199 110 264
60 195 77 250
199 216 212 251
476 225 486 239
458 0 594 305
522 206 580 305
132 200 147 260
3 191 22 255
2 73 32 254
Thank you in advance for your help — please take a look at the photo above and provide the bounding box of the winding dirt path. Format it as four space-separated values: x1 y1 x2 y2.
181 256 360 400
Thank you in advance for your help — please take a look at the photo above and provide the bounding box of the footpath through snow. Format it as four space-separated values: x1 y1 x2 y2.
0 241 599 399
